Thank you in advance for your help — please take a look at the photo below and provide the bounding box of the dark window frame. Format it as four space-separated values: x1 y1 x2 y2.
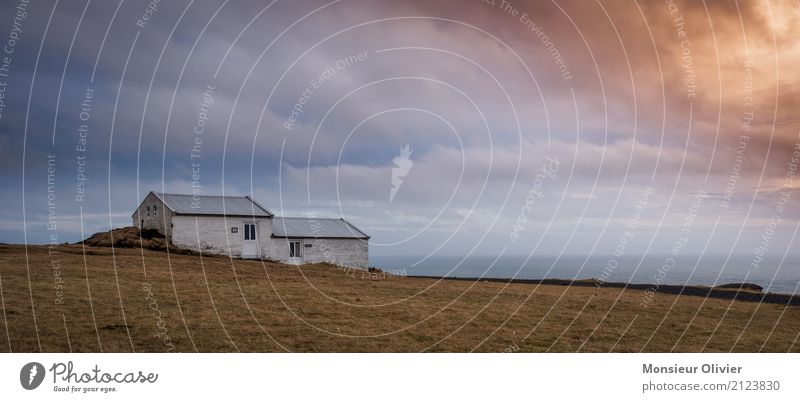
289 240 302 258
244 223 257 241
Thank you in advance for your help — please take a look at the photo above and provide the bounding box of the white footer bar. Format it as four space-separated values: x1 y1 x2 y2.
1 353 796 401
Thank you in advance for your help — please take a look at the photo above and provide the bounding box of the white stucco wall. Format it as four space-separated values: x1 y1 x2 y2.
171 215 272 258
132 192 174 236
267 237 369 269
167 214 368 267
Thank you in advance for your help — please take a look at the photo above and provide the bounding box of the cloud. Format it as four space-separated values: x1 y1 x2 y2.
1 0 798 258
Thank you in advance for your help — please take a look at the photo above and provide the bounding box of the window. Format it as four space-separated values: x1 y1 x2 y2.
146 206 150 211
289 241 302 258
154 205 157 211
244 224 256 240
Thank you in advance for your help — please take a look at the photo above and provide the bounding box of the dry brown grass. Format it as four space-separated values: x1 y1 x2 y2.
1 244 798 352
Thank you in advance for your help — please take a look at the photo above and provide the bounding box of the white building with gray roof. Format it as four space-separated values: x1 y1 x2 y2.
132 191 369 268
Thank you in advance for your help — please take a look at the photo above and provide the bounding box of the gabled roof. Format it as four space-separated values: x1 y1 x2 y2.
148 192 274 217
272 217 369 239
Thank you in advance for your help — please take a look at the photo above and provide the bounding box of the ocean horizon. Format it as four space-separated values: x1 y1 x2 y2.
371 254 800 296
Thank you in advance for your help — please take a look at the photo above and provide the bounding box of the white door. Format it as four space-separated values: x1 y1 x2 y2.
288 240 303 264
242 223 258 259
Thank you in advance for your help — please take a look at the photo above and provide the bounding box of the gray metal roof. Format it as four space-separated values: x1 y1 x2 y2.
153 192 273 217
272 217 369 239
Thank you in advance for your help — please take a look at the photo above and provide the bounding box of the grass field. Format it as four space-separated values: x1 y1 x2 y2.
1 244 799 352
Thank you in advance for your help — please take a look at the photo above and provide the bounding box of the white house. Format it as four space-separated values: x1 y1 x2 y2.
132 192 369 268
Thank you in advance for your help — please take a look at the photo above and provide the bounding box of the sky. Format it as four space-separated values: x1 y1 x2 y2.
0 0 798 260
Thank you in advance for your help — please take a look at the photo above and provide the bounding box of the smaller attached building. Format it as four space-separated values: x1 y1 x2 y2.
132 192 369 268
272 217 370 268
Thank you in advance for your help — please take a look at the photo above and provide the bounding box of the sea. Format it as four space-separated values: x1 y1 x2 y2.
371 254 800 295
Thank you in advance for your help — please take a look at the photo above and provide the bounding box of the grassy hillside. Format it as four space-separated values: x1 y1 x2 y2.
0 244 798 352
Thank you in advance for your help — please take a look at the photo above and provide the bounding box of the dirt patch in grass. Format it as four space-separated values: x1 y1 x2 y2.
79 227 195 255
